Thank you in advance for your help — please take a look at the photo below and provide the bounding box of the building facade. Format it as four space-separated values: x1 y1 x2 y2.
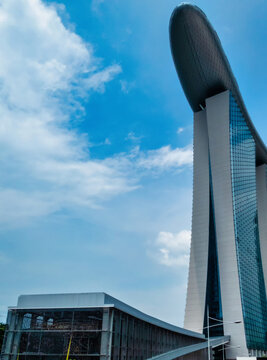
170 4 267 359
1 293 207 360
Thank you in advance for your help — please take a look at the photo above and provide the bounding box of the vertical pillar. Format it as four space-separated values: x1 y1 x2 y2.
256 164 267 287
10 313 23 360
112 311 121 360
205 90 248 359
2 310 17 360
184 109 210 332
100 308 114 360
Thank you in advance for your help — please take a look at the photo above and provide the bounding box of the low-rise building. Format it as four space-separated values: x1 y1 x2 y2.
1 292 207 360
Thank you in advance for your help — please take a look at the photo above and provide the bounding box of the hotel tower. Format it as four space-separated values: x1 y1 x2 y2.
170 4 267 359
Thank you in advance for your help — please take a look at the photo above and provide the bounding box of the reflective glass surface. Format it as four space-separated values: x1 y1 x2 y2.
4 309 102 358
230 93 267 349
2 308 205 360
204 188 223 338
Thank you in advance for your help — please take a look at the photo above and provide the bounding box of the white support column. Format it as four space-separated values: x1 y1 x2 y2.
205 90 248 359
184 109 210 333
10 314 23 360
100 308 113 360
2 310 17 360
256 164 267 288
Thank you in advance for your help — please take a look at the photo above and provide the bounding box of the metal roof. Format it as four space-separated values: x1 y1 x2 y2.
147 336 230 360
12 292 205 340
169 4 267 165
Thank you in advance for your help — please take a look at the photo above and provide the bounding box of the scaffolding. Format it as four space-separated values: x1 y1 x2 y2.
1 306 205 360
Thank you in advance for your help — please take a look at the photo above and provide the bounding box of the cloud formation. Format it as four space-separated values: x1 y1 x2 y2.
137 145 192 171
0 0 125 223
0 0 193 225
125 131 143 142
153 230 191 267
91 0 105 12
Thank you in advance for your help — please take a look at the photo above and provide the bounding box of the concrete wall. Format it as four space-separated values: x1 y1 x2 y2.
184 109 210 333
185 91 250 358
206 90 248 359
256 164 267 288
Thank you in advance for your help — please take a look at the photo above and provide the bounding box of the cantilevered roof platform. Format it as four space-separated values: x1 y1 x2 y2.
170 4 267 165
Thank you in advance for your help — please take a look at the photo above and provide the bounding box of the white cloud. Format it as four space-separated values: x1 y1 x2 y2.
0 0 193 226
0 0 126 224
136 145 193 170
91 0 105 12
177 127 184 134
104 138 111 145
84 65 122 93
102 144 193 177
125 131 143 142
120 80 135 94
152 230 191 267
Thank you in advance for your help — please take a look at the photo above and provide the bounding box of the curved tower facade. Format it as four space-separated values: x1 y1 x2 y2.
170 4 267 359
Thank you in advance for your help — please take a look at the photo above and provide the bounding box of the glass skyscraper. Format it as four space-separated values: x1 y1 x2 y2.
170 4 267 359
230 94 267 350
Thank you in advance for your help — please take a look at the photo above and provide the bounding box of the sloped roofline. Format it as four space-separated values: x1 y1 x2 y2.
10 292 205 339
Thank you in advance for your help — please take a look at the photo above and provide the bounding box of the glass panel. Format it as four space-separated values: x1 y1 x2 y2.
22 313 32 330
230 93 267 349
46 311 73 330
71 332 101 355
27 332 41 352
40 332 67 354
73 310 102 330
11 310 102 357
20 310 73 330
204 187 223 337
19 332 28 353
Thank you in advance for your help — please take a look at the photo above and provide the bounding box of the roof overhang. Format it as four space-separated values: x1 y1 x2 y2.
169 4 267 165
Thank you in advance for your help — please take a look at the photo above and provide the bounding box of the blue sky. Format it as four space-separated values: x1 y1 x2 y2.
0 0 266 326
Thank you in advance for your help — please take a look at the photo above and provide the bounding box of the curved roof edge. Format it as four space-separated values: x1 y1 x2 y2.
14 292 205 339
169 4 267 165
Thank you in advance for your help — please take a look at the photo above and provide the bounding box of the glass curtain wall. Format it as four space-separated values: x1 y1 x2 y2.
1 309 102 360
2 308 205 360
111 310 202 360
203 188 223 338
230 93 267 350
